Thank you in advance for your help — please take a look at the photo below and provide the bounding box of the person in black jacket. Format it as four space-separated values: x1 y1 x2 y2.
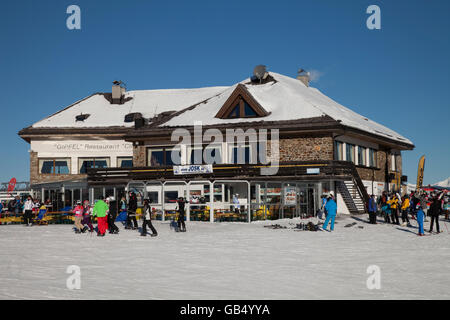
107 196 120 234
141 199 157 237
428 196 442 233
176 197 186 232
126 192 138 230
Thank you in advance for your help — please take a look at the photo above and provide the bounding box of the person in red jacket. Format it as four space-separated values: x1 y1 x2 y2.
73 200 84 234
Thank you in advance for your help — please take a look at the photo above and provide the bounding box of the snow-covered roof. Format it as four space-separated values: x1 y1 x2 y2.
31 87 228 129
28 71 412 146
161 72 413 145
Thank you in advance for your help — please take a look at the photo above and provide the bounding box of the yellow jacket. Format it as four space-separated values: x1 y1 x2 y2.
388 198 399 209
401 198 410 210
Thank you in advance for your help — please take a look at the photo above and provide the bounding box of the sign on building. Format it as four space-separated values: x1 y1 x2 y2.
173 165 213 175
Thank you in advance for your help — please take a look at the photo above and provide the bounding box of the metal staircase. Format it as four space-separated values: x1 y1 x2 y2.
337 180 366 214
336 164 370 215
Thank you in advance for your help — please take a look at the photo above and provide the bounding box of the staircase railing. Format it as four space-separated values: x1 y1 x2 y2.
349 165 370 212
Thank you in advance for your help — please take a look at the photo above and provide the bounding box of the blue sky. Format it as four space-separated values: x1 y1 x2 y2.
0 0 449 185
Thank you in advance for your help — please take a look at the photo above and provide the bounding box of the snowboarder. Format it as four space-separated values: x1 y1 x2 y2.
126 192 138 230
428 196 442 234
93 196 109 237
368 194 377 224
322 194 337 232
141 199 157 237
73 200 84 233
81 200 93 233
23 196 34 226
175 197 186 232
106 196 119 234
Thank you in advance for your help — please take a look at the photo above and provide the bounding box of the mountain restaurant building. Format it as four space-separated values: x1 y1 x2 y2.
19 69 414 221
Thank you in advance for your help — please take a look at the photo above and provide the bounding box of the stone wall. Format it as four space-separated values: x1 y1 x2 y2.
267 136 334 162
133 146 146 167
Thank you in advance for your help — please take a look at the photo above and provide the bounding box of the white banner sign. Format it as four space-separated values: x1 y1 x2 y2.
173 165 213 175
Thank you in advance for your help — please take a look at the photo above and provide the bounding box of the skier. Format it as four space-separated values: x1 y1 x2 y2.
388 193 400 225
106 196 119 234
175 197 186 232
322 194 337 232
141 198 157 237
23 196 34 226
81 200 94 233
93 196 109 237
368 194 377 224
428 196 442 234
401 195 411 226
73 200 84 233
416 202 426 236
126 192 138 230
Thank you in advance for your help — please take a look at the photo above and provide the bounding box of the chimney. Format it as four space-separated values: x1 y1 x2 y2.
297 69 310 87
111 80 126 104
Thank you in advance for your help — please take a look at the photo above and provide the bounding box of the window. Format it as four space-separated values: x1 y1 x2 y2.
334 141 344 161
164 191 178 203
358 147 367 166
117 157 133 168
368 148 377 167
78 158 110 174
148 191 159 204
346 144 355 163
391 154 399 172
147 147 181 166
223 98 263 119
39 158 70 174
230 145 251 164
189 145 223 165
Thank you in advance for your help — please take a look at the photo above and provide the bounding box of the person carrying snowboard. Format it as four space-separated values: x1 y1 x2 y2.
73 200 84 233
322 193 337 232
93 196 109 237
126 192 138 230
141 198 157 237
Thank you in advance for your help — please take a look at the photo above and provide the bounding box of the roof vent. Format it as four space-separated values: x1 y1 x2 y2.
75 113 90 122
124 112 142 123
251 65 269 83
297 69 310 87
112 80 126 104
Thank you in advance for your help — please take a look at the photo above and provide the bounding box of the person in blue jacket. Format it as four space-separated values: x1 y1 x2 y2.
416 202 426 236
368 194 377 224
322 193 337 232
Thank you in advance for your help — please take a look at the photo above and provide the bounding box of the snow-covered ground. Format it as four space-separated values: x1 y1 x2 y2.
1 216 450 300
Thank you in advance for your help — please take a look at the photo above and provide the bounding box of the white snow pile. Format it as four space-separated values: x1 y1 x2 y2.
1 215 449 300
